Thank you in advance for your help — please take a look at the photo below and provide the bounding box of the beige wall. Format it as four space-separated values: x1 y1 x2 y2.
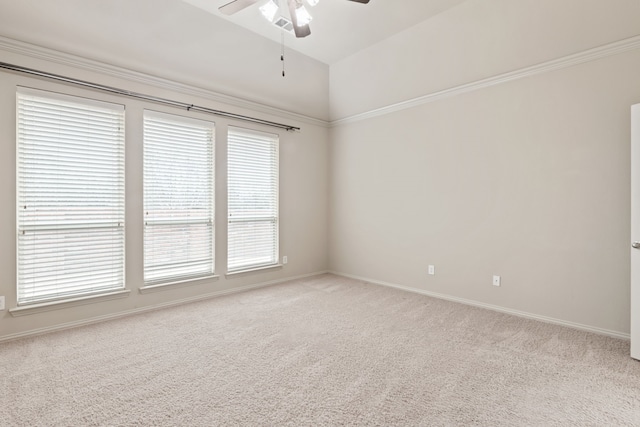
3 0 640 340
0 50 329 340
329 0 640 336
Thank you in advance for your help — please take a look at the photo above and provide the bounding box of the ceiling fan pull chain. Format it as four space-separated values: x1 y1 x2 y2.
281 29 286 77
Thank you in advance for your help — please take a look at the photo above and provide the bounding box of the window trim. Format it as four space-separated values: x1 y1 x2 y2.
142 109 216 286
16 87 126 306
226 126 280 274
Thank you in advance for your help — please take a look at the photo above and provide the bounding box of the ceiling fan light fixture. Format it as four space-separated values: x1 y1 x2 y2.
295 4 313 26
219 0 370 39
259 0 279 22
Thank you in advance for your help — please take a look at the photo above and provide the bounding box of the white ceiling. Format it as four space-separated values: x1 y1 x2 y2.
182 0 467 64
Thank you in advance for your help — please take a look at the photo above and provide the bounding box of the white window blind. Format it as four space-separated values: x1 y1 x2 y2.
227 126 279 272
17 88 125 305
143 111 215 284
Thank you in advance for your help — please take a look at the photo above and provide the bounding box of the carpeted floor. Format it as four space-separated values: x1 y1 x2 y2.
1 273 639 426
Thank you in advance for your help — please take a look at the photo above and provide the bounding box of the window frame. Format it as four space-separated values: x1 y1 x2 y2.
142 109 216 286
16 87 126 306
226 126 280 274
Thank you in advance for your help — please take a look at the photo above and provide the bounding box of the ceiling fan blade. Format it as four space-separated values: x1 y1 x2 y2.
219 0 260 15
287 0 311 38
347 0 370 3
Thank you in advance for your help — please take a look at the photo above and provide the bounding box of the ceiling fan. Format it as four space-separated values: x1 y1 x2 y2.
219 0 370 38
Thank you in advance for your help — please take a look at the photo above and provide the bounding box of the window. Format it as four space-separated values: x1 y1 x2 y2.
143 111 215 284
17 88 125 305
227 126 279 272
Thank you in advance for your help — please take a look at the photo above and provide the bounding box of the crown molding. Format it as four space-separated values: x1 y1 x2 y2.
331 34 640 127
0 36 329 128
3 34 639 130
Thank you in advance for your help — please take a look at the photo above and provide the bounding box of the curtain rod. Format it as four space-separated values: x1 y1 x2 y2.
0 61 300 132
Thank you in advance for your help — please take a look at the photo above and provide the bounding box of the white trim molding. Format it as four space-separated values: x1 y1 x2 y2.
329 271 630 341
4 34 639 130
0 36 328 128
631 103 640 359
331 34 640 127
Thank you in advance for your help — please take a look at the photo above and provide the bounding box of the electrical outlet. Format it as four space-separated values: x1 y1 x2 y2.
428 265 435 275
493 275 501 287
0 296 5 311
282 256 288 265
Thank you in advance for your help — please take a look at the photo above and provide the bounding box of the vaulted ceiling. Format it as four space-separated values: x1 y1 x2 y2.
0 0 466 120
183 0 467 64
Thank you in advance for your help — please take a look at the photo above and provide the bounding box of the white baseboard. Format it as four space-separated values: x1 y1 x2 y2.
3 270 627 343
0 270 329 343
329 271 630 341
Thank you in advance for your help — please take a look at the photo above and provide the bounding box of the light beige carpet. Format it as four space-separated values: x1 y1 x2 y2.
1 274 639 426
